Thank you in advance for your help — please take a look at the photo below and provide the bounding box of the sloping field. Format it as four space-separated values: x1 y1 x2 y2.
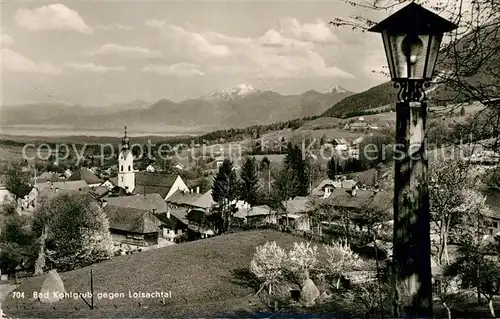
299 117 344 130
3 230 309 318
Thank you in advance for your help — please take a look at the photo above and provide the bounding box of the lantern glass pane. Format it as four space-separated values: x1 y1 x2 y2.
408 34 429 80
382 31 396 79
388 33 407 79
426 33 443 79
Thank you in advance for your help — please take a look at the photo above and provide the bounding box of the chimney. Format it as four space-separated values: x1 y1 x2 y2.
167 211 171 219
55 187 59 193
351 188 357 197
196 186 200 194
50 183 54 190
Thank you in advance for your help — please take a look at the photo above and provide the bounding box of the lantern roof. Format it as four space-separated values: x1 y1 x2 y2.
368 2 458 34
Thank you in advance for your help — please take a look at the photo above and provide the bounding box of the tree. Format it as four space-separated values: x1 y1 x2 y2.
250 241 287 295
429 157 484 265
211 159 239 232
0 242 23 275
239 157 259 206
267 167 298 227
195 178 211 194
260 156 270 171
324 239 365 290
284 143 310 197
327 157 338 180
0 214 35 274
5 163 32 202
307 197 341 235
33 193 114 271
285 242 318 281
444 242 500 318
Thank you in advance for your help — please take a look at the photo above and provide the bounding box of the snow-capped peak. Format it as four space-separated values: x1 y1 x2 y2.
204 84 260 100
325 85 349 94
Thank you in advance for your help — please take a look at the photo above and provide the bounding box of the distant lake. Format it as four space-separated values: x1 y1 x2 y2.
0 124 209 138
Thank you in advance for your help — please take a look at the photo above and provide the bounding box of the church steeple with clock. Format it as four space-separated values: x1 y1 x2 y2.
117 126 135 192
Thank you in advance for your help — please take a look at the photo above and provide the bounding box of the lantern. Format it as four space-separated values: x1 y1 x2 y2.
368 2 458 81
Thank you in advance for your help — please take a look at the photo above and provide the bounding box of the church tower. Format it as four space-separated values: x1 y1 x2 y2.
118 126 135 193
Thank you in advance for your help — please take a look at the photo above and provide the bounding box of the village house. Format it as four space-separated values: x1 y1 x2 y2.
35 171 62 184
312 177 359 198
344 122 371 132
132 172 190 200
234 205 277 226
104 205 163 250
36 180 90 201
66 167 103 188
166 189 215 240
281 198 312 231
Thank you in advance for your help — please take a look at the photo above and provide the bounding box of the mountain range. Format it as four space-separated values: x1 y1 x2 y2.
1 85 353 132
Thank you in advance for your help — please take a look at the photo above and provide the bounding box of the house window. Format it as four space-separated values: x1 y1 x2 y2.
121 165 123 171
121 176 124 182
128 165 131 171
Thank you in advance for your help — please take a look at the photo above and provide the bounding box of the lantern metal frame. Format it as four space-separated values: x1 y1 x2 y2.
368 2 458 103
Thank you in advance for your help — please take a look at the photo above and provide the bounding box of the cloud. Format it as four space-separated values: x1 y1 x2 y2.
86 43 162 58
15 4 93 34
278 18 338 44
1 30 14 47
211 50 354 79
161 25 231 57
258 29 313 50
145 19 166 28
66 62 126 73
153 23 352 79
1 48 60 74
94 24 135 31
142 63 205 77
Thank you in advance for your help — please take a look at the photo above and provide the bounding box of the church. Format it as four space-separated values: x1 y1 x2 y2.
117 126 135 192
116 127 190 200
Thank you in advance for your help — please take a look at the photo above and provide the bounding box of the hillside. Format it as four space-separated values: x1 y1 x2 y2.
4 230 309 318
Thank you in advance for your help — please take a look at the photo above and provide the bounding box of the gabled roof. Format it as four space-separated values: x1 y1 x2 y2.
166 190 203 206
104 193 168 213
283 198 312 214
312 179 342 196
328 188 393 211
132 173 179 198
105 206 161 234
36 180 90 198
67 168 102 184
169 206 189 225
341 180 357 189
36 181 89 192
36 172 60 183
91 186 109 199
247 205 272 217
191 190 215 209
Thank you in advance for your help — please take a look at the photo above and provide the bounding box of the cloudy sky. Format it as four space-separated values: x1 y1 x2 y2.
0 1 401 106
